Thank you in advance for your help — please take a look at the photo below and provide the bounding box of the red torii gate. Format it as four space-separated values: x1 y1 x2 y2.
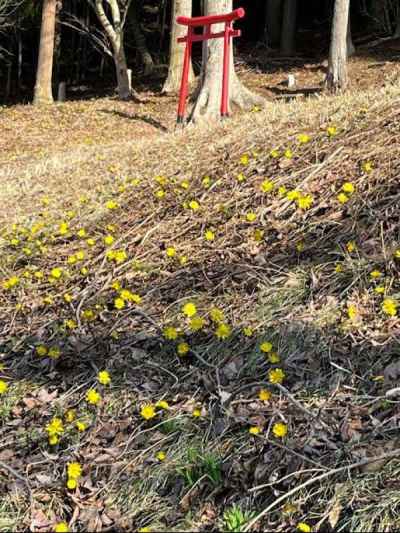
176 8 245 123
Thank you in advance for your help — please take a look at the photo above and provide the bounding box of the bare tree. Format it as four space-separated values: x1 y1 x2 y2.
130 1 153 76
163 0 193 94
92 0 131 99
280 0 297 56
189 0 263 122
264 0 282 48
33 0 57 105
326 0 350 92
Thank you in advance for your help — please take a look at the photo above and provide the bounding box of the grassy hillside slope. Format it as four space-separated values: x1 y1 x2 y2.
1 82 400 532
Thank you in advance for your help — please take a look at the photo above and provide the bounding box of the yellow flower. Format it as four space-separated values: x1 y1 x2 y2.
75 420 87 432
249 426 261 435
189 200 200 210
180 180 190 189
259 389 271 402
286 190 300 201
177 342 190 356
63 293 73 303
382 298 397 317
164 326 178 340
205 230 215 241
49 435 59 445
268 352 280 364
192 407 202 418
346 241 356 253
141 404 156 420
337 193 349 204
106 200 118 210
202 176 211 188
36 345 48 357
297 523 311 533
104 235 114 246
362 161 373 173
48 346 61 359
335 263 343 274
370 270 382 279
3 276 20 289
270 149 280 158
0 380 8 394
59 222 69 236
179 256 188 266
77 229 86 238
327 126 337 137
86 389 101 405
50 267 62 279
215 323 231 339
67 462 82 480
114 297 125 310
246 212 257 222
268 368 285 384
347 305 358 321
297 194 313 210
76 251 85 261
284 149 293 159
65 409 76 423
375 286 385 294
278 185 287 196
210 307 224 323
260 179 274 193
260 342 273 353
394 249 400 259
156 400 169 410
54 521 70 532
114 250 127 264
240 154 249 165
46 417 64 437
66 478 77 490
253 229 264 242
82 309 95 321
189 316 205 331
182 302 197 317
67 255 77 265
272 422 288 438
342 182 355 194
166 247 176 258
236 172 246 182
243 327 253 337
120 290 141 304
297 134 310 144
155 189 165 199
86 238 96 246
296 242 304 253
98 370 111 386
156 451 166 461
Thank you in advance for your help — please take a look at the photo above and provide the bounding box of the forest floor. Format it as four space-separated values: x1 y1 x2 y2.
1 45 400 532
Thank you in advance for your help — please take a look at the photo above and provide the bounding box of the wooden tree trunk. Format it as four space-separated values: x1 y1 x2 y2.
394 4 400 37
34 0 57 105
264 0 282 48
94 0 131 100
163 0 193 94
280 0 297 56
326 0 350 92
189 0 264 122
131 1 154 76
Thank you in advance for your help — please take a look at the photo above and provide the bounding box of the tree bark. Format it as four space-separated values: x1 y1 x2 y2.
189 0 264 123
326 0 350 92
34 0 57 105
264 0 282 48
163 0 194 94
131 1 154 76
280 0 297 56
394 4 400 37
94 0 131 99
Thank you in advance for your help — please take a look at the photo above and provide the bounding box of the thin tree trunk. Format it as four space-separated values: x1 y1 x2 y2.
131 1 154 76
326 0 350 92
346 13 355 57
280 0 297 56
189 0 264 123
94 0 131 99
394 5 400 37
264 0 282 48
34 0 57 105
163 0 193 94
